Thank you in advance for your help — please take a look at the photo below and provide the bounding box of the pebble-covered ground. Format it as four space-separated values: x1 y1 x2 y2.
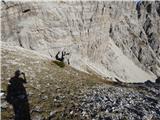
1 45 160 120
74 83 160 120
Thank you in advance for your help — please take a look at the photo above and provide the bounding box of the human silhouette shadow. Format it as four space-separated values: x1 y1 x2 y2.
6 70 31 120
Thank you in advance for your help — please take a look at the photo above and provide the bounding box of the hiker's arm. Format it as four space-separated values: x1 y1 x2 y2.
55 51 60 60
21 72 27 83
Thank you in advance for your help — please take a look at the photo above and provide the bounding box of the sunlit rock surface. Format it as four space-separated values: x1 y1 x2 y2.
1 1 160 82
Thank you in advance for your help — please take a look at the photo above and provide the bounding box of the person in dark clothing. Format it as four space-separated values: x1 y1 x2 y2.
55 51 71 64
6 70 31 120
55 51 60 61
55 51 65 62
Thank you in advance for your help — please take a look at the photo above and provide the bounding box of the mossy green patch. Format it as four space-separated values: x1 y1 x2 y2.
52 60 65 68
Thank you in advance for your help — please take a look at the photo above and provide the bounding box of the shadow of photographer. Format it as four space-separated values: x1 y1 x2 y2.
6 70 31 120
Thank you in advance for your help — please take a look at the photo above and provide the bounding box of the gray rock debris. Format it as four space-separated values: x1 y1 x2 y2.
71 84 160 120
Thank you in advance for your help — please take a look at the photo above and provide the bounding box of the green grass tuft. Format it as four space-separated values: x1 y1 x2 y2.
52 60 65 68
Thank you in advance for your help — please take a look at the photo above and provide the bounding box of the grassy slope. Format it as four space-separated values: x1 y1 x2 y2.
1 45 114 120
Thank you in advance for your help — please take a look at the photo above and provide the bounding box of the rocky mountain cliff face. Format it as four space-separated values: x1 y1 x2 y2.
1 1 160 82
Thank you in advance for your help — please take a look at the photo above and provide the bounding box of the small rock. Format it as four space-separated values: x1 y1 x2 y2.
41 95 48 100
32 115 43 120
49 111 55 119
32 106 42 113
1 101 8 109
82 111 87 117
70 110 73 115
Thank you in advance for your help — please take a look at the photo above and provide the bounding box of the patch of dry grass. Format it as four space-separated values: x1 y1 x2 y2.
1 46 115 120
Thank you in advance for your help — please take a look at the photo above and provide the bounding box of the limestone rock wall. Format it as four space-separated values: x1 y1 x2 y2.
1 1 160 82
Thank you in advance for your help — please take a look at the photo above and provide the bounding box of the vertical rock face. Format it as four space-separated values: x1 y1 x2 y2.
1 1 160 82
